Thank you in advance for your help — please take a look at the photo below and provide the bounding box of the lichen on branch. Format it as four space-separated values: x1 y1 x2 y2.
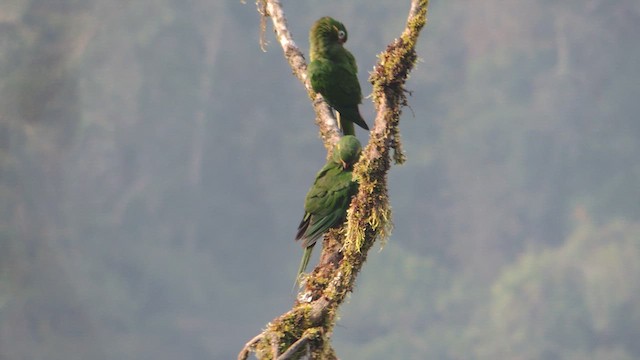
239 0 429 359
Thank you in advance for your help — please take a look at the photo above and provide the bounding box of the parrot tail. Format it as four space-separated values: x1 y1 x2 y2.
337 107 369 136
293 245 314 290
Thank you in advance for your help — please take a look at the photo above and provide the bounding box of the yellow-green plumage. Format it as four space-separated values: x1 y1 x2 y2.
295 136 362 286
308 17 369 136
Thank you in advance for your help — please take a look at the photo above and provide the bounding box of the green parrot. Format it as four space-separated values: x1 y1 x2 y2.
295 135 362 286
308 16 369 136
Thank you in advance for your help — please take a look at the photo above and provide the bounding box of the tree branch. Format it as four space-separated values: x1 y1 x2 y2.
238 334 264 360
277 330 313 360
239 1 429 358
257 0 341 148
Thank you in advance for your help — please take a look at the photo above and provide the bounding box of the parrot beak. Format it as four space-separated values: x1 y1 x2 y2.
341 160 348 169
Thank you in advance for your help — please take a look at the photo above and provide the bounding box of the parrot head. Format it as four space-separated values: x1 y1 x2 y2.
312 16 349 45
333 135 362 169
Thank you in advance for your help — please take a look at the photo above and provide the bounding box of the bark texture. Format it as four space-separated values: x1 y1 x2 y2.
239 1 429 358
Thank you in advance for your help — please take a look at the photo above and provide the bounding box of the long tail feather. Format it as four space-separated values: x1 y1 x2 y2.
337 107 368 135
338 111 355 136
293 245 314 290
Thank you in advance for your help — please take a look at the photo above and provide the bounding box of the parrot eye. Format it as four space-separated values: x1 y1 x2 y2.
337 30 346 40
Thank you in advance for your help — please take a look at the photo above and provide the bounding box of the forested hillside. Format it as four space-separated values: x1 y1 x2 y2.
1 1 638 359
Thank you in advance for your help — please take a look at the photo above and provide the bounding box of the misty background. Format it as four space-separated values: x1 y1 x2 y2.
1 0 639 359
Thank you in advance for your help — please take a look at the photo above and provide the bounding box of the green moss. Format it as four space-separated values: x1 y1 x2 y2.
244 1 429 358
251 304 321 359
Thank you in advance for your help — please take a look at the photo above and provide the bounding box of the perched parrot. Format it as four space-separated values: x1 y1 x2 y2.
308 16 369 136
295 135 362 286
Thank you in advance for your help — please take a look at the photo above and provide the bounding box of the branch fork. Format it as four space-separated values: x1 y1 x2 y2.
239 1 429 358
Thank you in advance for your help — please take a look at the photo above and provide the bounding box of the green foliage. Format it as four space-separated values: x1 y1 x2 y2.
472 219 640 359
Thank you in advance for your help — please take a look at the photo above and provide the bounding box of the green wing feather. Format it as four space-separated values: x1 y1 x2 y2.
309 58 367 135
308 17 369 135
299 166 356 246
294 136 361 287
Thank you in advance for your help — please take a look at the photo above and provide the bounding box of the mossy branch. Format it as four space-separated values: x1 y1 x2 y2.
239 0 429 359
